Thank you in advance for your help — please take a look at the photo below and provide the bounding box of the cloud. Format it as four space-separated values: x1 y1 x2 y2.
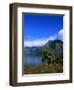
49 35 56 41
24 29 63 47
24 38 50 47
56 29 63 41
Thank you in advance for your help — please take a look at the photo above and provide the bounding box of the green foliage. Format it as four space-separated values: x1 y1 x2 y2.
42 49 56 65
41 40 63 65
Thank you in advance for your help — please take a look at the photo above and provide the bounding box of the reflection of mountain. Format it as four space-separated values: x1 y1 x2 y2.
24 40 63 60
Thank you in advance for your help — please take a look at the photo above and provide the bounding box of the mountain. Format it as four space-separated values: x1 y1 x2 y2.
24 40 63 61
42 40 63 59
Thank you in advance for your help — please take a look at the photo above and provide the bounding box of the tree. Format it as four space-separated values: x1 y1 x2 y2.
42 50 56 65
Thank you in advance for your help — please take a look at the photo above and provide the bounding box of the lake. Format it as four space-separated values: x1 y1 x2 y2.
24 54 43 67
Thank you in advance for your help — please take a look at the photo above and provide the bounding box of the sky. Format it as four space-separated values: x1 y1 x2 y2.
23 14 63 47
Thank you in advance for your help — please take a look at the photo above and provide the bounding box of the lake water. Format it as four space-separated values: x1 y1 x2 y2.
24 55 43 66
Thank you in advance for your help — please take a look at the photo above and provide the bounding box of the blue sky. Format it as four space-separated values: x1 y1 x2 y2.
23 14 63 47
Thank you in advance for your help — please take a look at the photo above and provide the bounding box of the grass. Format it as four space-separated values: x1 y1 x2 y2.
24 63 63 74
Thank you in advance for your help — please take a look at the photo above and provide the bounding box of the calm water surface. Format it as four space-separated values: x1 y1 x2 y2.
24 54 43 66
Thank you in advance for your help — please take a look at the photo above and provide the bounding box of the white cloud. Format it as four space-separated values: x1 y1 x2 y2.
24 29 63 47
56 29 63 41
49 35 56 40
24 38 50 47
